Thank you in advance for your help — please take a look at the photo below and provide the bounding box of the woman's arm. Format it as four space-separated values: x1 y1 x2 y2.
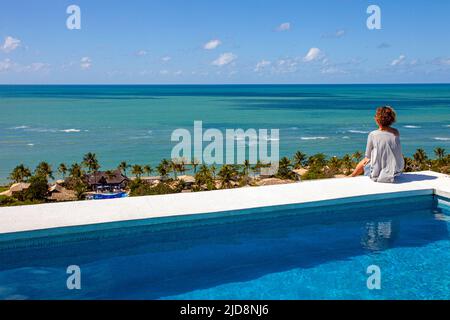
350 157 370 177
350 133 373 177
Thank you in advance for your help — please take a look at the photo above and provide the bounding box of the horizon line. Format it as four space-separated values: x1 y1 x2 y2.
1 82 450 86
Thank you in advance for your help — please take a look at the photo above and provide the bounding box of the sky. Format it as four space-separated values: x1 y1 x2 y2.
0 0 449 84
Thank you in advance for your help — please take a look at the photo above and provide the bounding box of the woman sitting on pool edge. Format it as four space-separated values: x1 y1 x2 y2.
350 106 404 183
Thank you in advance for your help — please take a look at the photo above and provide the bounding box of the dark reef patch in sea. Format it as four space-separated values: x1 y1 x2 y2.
225 98 450 111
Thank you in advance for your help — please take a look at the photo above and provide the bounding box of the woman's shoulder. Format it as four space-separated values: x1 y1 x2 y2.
388 127 400 136
371 128 400 137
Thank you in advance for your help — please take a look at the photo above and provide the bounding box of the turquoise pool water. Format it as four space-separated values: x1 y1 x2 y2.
0 195 449 300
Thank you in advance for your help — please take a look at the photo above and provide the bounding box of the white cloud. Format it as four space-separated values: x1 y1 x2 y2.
259 58 299 74
335 30 345 37
432 57 450 66
1 36 21 53
159 70 169 75
322 30 345 39
321 66 346 75
391 54 406 66
254 60 271 72
390 55 423 68
24 62 50 72
276 22 291 32
212 52 237 66
203 39 221 50
80 57 92 70
303 48 322 62
174 70 183 75
0 58 13 72
161 56 171 62
0 59 50 73
136 50 148 56
275 58 298 73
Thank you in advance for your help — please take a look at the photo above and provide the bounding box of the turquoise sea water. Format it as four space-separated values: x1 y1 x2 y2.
0 84 449 181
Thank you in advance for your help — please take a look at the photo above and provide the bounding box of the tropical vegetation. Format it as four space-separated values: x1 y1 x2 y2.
1 147 448 207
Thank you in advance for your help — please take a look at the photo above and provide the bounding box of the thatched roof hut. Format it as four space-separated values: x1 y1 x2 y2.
47 184 77 202
85 170 129 191
0 183 31 197
178 175 195 185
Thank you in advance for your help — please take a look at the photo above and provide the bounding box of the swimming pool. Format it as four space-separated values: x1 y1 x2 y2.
0 194 449 300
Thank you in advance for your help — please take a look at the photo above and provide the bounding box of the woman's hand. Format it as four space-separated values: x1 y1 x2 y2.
349 157 370 177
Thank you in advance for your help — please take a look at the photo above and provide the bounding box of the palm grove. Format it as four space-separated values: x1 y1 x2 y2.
1 147 448 206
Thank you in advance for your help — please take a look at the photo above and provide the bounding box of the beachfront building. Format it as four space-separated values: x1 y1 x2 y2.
177 175 195 187
47 184 77 202
139 176 168 185
0 182 31 198
85 170 129 192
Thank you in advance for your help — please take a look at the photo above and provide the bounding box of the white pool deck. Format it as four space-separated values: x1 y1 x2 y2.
0 171 449 238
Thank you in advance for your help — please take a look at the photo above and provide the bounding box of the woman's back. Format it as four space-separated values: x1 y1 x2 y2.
366 129 404 183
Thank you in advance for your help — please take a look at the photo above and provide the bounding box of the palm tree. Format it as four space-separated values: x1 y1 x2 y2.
170 159 181 179
69 163 83 179
8 164 32 183
218 164 237 189
181 158 188 175
82 152 100 173
195 164 213 187
210 164 217 180
403 156 415 172
143 165 153 176
83 152 100 186
118 161 130 176
293 151 307 169
434 147 446 161
157 159 171 179
175 158 187 175
413 148 429 170
198 164 211 176
341 154 353 174
35 161 54 180
352 151 363 162
413 148 428 164
131 164 144 179
191 158 200 174
58 163 68 179
327 156 342 174
308 153 327 169
67 162 86 194
241 160 251 179
72 179 87 200
277 156 294 179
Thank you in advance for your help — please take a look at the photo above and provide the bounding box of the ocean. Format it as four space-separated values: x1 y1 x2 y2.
0 84 449 182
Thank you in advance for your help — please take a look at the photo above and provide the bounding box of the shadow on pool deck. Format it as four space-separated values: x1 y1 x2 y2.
395 173 438 184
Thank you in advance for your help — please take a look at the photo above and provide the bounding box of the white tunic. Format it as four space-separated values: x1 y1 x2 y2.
365 130 405 183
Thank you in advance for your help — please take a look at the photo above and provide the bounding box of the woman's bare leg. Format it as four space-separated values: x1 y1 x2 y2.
350 158 369 177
